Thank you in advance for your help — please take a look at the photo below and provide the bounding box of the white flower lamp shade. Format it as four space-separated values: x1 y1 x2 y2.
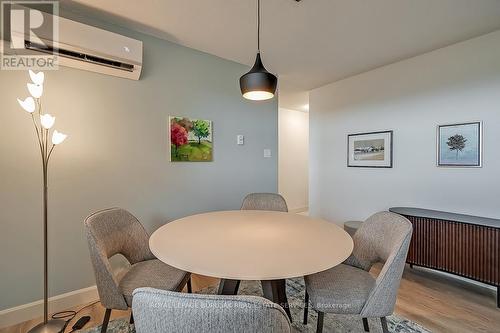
52 130 67 145
40 114 55 129
27 83 43 98
29 70 45 85
17 97 36 113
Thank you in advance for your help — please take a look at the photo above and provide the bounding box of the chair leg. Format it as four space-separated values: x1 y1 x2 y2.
497 286 499 308
234 280 240 294
380 317 389 333
316 311 324 333
303 291 309 325
187 277 192 293
362 317 370 332
129 313 134 324
101 308 111 333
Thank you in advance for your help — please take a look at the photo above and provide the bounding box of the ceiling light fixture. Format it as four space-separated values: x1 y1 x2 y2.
239 0 277 101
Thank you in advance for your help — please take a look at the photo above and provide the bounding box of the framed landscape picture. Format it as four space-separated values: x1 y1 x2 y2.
437 122 482 167
347 130 393 168
170 116 213 162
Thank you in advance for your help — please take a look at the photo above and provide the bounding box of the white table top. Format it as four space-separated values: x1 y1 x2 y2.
149 210 353 280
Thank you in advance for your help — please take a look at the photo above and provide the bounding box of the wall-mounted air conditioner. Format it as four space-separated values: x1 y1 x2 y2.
5 6 143 80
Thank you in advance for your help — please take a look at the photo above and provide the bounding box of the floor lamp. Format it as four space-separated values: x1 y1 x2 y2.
18 70 68 333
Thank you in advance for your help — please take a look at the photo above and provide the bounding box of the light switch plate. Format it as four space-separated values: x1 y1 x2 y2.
264 149 271 158
237 135 244 145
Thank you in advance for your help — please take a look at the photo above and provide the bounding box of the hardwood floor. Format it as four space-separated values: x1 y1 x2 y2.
2 267 498 333
387 264 499 333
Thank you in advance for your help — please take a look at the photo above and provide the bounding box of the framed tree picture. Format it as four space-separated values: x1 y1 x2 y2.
437 122 482 167
169 116 213 162
347 130 393 168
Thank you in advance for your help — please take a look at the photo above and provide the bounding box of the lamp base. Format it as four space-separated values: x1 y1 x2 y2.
27 319 67 333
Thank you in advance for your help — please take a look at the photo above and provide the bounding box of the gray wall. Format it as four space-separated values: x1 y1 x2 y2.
0 15 278 310
309 30 500 225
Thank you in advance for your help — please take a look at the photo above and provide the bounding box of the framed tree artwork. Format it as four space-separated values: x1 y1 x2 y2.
437 121 482 167
347 130 393 168
170 116 213 162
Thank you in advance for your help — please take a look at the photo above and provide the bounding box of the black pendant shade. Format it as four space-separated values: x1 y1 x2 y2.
240 53 277 101
240 0 277 101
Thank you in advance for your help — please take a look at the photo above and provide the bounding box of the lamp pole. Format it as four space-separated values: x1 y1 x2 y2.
43 129 49 324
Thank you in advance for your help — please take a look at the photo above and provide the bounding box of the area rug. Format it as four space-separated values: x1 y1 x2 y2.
82 278 431 333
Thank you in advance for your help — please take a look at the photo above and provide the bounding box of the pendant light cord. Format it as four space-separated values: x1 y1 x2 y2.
257 0 260 52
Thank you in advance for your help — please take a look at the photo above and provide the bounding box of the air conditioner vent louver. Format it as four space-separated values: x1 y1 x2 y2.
3 5 143 80
25 41 135 72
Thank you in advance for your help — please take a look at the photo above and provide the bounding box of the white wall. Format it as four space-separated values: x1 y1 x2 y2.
279 108 309 212
309 30 500 225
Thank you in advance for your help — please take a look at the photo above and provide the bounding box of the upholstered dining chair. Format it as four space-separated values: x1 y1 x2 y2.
303 211 412 333
132 287 292 333
217 193 290 296
85 208 191 333
241 193 288 212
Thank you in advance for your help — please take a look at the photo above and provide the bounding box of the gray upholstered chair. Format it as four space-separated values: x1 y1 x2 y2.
241 193 288 212
303 211 413 333
85 208 191 333
218 193 289 297
132 287 292 333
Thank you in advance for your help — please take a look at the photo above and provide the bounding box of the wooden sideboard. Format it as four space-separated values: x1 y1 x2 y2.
389 207 500 307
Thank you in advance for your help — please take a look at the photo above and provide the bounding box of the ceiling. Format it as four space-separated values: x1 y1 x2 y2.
61 0 500 111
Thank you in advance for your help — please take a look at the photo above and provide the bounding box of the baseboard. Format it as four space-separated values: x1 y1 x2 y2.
0 285 99 329
290 207 308 213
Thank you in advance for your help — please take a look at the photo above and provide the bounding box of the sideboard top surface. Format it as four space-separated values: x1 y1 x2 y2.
389 207 500 229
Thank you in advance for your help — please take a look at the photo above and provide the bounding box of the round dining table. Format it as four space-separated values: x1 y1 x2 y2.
149 210 353 320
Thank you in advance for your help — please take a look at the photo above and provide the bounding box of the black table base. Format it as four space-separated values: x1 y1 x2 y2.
218 278 241 295
218 278 293 321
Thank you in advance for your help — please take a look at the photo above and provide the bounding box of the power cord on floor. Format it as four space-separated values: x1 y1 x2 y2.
51 300 100 332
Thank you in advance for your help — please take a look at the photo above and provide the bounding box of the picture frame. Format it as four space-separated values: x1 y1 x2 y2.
169 116 213 162
437 121 482 167
347 130 393 168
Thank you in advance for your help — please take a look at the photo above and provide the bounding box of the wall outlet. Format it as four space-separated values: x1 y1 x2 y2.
237 135 244 145
264 149 271 158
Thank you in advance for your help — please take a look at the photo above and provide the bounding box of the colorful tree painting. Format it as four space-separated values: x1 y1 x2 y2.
169 116 213 162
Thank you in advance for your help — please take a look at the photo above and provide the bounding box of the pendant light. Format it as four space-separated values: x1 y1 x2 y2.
240 0 277 101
